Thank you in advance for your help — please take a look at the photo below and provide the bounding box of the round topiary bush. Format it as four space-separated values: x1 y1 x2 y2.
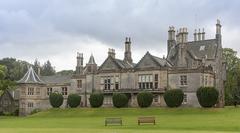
67 94 81 108
49 93 64 108
112 93 128 108
164 89 184 107
137 92 153 108
89 93 104 108
196 87 219 108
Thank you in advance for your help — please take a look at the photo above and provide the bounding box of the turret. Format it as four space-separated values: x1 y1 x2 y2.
216 19 222 45
86 54 97 74
124 37 133 64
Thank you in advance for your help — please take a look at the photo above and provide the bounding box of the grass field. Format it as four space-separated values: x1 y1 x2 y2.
0 107 240 133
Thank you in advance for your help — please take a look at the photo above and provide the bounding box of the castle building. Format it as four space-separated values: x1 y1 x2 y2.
15 20 226 115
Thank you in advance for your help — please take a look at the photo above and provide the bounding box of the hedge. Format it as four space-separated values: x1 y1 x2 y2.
89 93 104 108
49 93 64 108
137 92 153 108
196 87 219 107
67 94 81 108
112 93 128 108
164 89 184 107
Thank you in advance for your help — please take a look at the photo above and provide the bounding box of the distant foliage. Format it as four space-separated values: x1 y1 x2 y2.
112 93 128 108
89 93 104 108
137 92 153 108
164 89 184 107
49 93 64 108
196 87 219 108
41 60 56 76
67 94 81 108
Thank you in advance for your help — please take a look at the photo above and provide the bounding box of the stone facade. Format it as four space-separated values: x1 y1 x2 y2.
15 20 226 115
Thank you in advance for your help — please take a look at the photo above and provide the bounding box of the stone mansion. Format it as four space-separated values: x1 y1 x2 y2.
7 20 226 115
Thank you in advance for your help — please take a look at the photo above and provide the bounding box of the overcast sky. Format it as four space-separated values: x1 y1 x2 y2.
0 0 239 71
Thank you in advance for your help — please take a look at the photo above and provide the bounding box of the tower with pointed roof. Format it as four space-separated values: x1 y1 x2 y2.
86 54 97 74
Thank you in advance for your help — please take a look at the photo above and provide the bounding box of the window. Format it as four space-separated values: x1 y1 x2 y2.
138 75 153 89
154 95 159 102
104 97 112 105
180 75 187 86
61 87 68 95
205 75 208 86
77 80 82 88
28 102 34 108
102 77 112 90
154 74 158 89
28 87 34 95
183 94 187 104
115 76 119 90
47 88 52 95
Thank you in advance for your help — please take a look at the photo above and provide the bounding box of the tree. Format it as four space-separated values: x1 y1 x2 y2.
89 93 104 108
41 60 56 76
164 89 184 108
67 94 81 108
49 93 64 108
137 92 153 108
223 48 240 105
0 65 16 93
196 87 219 108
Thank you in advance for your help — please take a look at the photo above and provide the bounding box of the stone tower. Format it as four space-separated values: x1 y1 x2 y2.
124 37 133 64
76 52 83 75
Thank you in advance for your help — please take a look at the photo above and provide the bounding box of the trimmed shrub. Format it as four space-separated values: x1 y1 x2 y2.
164 89 184 107
112 93 128 108
196 87 219 108
89 93 104 108
49 92 64 108
67 94 81 108
137 92 153 108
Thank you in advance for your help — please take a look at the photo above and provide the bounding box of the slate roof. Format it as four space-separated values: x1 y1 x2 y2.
40 75 71 84
88 54 96 64
17 66 44 84
187 39 217 59
115 58 135 69
167 39 218 65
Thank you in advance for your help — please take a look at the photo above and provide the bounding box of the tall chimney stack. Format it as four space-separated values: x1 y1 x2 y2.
124 37 133 63
194 29 197 41
202 28 205 40
108 48 115 58
198 29 201 41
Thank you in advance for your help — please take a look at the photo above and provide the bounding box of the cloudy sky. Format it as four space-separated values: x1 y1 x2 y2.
0 0 239 71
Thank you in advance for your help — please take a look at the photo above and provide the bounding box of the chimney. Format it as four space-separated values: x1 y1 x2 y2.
124 37 133 63
194 29 197 41
108 48 115 58
183 27 188 43
198 29 201 41
202 28 205 40
216 19 221 35
76 52 84 74
168 26 175 40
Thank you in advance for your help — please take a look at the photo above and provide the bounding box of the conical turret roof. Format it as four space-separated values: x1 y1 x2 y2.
17 66 44 84
88 54 96 64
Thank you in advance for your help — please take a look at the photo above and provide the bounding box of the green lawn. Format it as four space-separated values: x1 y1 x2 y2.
0 107 240 133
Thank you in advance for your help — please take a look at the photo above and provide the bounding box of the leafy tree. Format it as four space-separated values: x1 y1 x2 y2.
196 87 219 108
0 65 16 93
67 94 81 108
223 48 240 105
49 93 64 108
89 93 104 108
112 93 128 108
41 60 56 76
164 89 184 108
56 70 74 76
137 92 153 108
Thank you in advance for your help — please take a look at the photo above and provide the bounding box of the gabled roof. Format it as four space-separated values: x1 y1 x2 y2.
0 89 14 101
135 51 171 69
98 56 134 71
17 66 44 84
